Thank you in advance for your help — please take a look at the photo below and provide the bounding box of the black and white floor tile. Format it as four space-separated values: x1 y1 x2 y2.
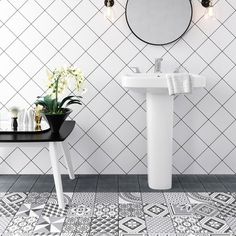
0 191 236 235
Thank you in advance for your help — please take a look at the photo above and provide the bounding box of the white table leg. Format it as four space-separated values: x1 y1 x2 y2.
49 142 65 209
60 142 75 180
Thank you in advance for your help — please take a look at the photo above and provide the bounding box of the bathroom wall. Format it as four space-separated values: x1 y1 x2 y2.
0 0 235 174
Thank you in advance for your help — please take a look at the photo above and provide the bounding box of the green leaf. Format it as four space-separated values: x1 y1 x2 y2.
58 96 75 109
66 100 82 106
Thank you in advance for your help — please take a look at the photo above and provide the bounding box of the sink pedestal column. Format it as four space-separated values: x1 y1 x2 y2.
146 93 174 189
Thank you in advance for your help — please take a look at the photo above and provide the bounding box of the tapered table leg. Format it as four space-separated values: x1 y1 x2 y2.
49 142 65 209
60 141 75 180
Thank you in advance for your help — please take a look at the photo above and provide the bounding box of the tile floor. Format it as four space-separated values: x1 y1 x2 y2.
0 191 236 235
0 175 236 235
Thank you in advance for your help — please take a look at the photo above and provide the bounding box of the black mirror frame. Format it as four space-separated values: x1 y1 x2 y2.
125 0 193 46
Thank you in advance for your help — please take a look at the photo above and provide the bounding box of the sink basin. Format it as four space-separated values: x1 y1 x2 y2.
122 73 206 190
122 73 206 94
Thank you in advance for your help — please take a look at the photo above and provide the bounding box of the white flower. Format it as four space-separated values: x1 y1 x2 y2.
46 66 85 97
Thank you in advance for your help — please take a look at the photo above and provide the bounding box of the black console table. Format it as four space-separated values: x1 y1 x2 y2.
0 121 75 209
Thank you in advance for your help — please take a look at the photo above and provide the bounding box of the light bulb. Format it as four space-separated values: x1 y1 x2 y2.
104 0 115 22
204 1 215 19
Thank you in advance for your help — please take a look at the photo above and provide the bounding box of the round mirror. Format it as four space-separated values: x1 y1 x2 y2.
125 0 193 45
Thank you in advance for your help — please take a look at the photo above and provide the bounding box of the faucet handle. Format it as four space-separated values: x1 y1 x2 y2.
154 58 163 73
130 67 141 73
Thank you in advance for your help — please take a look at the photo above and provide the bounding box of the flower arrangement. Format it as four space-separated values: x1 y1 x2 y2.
35 66 85 114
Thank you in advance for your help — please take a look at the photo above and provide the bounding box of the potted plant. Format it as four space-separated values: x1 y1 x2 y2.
35 66 85 133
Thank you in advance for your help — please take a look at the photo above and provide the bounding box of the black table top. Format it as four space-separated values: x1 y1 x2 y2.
0 121 75 142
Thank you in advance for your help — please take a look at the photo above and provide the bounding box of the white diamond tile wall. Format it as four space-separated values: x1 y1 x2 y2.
0 0 235 175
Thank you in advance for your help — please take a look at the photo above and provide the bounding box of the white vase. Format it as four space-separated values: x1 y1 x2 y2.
23 109 29 130
28 109 34 129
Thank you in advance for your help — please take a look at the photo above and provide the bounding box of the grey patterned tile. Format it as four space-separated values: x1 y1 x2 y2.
141 192 166 204
164 192 190 204
209 192 235 205
47 192 73 206
90 216 118 235
42 203 69 217
5 216 38 235
25 192 51 204
226 217 236 234
1 192 27 205
95 192 118 204
143 203 169 218
61 217 91 235
119 204 144 218
186 192 213 204
67 204 93 218
33 216 65 235
192 203 221 218
0 201 20 217
119 216 147 234
199 216 233 234
1 190 236 235
0 216 11 235
72 192 95 206
93 203 118 218
119 192 142 204
168 203 193 216
146 216 175 233
214 200 236 219
0 192 5 199
16 203 44 218
173 216 202 234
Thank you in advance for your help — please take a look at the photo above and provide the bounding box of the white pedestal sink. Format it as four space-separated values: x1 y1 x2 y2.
122 73 206 189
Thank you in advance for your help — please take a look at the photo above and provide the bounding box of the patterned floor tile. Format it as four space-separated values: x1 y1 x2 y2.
96 192 118 204
226 217 236 234
146 216 175 233
168 203 193 216
61 217 91 235
16 203 45 218
141 192 166 204
119 216 146 234
148 234 177 236
209 193 235 205
0 201 20 217
33 216 65 234
0 192 5 199
48 192 73 206
25 192 51 204
119 192 142 204
119 204 144 218
93 203 118 218
187 192 213 204
5 216 38 234
0 191 235 236
1 192 27 205
164 193 190 205
90 216 118 235
199 216 232 234
42 203 69 217
214 200 236 219
143 203 169 218
193 203 221 218
72 192 95 205
67 204 93 218
173 216 202 234
0 216 12 234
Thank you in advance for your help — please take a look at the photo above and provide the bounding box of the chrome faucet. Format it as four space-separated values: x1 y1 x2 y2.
154 58 163 73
